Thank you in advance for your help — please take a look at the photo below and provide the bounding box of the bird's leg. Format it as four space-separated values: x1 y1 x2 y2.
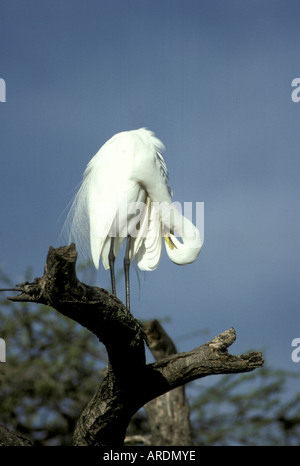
109 237 116 296
124 235 132 312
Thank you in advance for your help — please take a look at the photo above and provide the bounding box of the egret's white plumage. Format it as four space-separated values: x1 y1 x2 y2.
64 128 202 310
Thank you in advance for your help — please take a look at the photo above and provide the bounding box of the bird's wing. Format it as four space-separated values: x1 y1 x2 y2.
79 133 134 269
88 194 118 270
130 129 172 204
135 197 162 271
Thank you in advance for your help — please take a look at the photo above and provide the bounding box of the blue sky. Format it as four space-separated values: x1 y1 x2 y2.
1 0 300 398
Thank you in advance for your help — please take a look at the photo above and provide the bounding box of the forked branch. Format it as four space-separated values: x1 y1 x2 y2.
3 244 264 446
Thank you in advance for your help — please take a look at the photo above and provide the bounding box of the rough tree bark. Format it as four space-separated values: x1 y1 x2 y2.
1 244 264 446
124 320 194 446
0 424 33 446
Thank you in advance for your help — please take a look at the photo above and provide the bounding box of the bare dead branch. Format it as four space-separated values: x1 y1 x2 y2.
2 244 264 446
140 319 193 446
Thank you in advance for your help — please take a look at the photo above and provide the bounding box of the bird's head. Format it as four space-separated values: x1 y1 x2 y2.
164 224 202 265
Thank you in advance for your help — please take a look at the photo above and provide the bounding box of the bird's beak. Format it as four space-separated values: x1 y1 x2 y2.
164 235 177 250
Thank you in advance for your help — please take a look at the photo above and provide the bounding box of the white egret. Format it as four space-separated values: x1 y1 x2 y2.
64 128 202 311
